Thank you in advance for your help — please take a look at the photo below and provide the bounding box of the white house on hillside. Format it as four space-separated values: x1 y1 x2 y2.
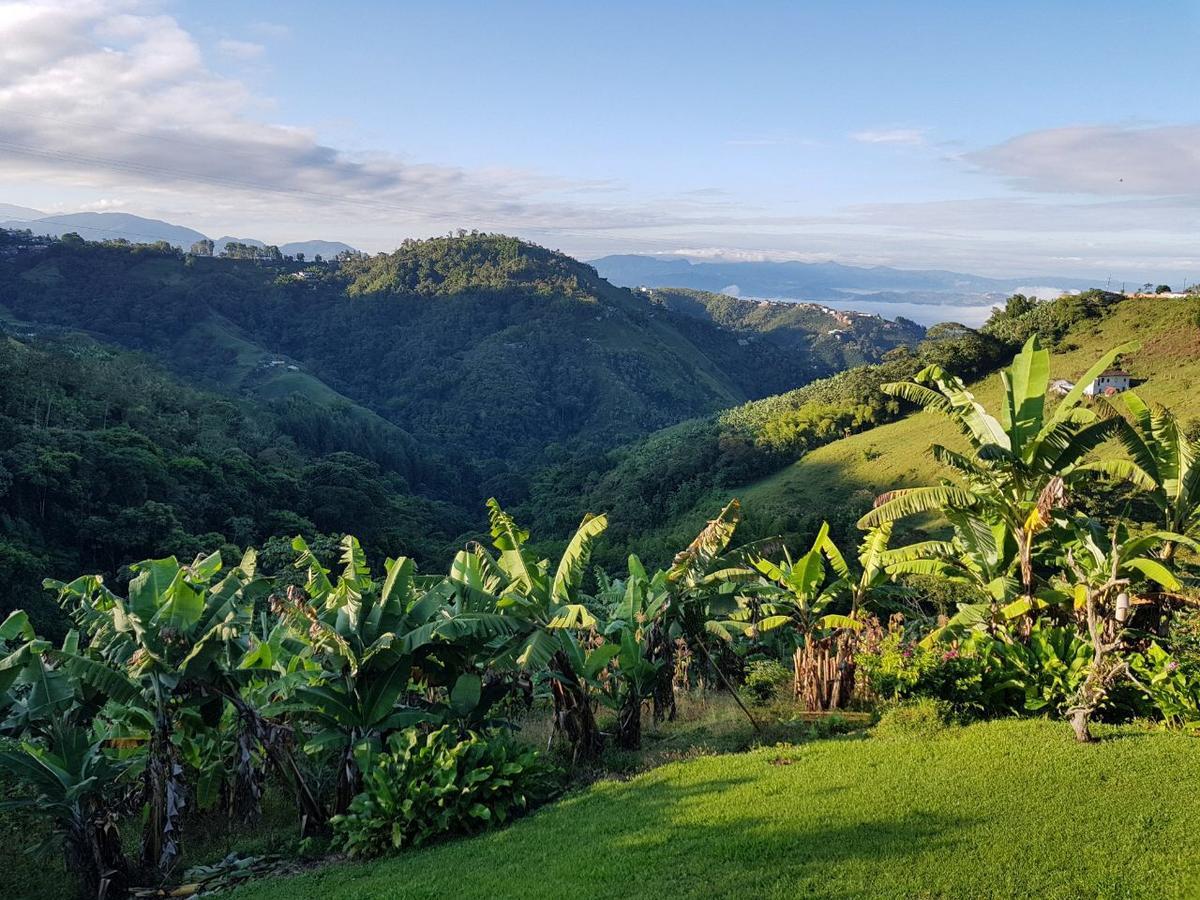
1082 369 1133 397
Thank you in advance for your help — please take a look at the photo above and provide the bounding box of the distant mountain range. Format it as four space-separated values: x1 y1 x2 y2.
591 254 1102 307
0 208 355 258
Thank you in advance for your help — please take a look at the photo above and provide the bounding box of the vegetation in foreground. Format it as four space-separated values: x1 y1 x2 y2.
224 720 1200 900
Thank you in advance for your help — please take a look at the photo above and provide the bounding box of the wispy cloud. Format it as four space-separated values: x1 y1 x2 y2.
725 138 785 147
216 38 266 61
851 128 926 145
967 124 1200 195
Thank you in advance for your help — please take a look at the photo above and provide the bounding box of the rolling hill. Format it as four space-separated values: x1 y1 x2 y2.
0 232 921 484
604 294 1200 561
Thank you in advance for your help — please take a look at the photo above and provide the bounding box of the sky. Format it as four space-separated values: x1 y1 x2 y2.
1 0 1199 280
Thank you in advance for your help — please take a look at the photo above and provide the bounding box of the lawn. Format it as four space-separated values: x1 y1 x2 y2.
228 720 1200 900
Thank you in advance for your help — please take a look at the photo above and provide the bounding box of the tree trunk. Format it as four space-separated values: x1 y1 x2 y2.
647 624 676 723
615 692 642 750
793 635 856 712
230 723 263 825
549 650 604 762
67 806 129 900
141 710 184 876
228 694 327 834
1068 706 1094 743
333 741 361 816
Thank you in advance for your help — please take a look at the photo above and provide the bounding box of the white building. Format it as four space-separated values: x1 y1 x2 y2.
1083 369 1133 397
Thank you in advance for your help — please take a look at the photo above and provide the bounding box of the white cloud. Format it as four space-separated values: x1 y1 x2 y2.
851 128 926 145
0 0 686 243
217 38 266 61
967 124 1200 195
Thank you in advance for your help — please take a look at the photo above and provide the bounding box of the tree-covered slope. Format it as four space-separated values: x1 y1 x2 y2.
0 233 919 486
640 287 924 372
0 330 468 637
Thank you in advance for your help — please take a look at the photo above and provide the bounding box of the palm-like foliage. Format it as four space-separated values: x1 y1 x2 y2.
860 336 1145 599
273 535 516 813
590 556 669 748
1110 391 1200 561
47 550 262 874
447 500 610 760
0 611 133 896
0 727 130 898
742 523 861 642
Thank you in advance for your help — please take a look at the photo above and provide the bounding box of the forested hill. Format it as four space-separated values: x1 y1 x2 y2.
0 230 923 634
0 232 919 475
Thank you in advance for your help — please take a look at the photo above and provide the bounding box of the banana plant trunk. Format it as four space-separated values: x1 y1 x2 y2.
549 650 604 761
647 624 677 723
66 804 128 900
334 739 361 816
228 694 327 834
793 635 856 712
615 692 642 750
141 706 184 876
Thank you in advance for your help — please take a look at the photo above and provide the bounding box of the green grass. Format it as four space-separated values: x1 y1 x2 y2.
226 719 1200 899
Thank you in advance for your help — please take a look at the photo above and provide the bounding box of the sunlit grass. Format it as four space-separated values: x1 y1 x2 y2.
227 719 1200 899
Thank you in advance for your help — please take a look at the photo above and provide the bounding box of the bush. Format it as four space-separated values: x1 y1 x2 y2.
743 659 792 705
857 631 985 716
1129 643 1200 728
873 698 953 739
331 727 562 859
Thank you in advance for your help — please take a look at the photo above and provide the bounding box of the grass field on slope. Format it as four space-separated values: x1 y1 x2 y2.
738 297 1200 531
229 719 1200 900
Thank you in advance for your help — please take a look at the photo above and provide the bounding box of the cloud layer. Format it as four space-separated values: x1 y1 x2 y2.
0 0 671 239
968 124 1200 196
0 2 1197 279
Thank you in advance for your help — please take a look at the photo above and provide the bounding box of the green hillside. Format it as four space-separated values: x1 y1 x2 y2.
0 233 919 488
719 295 1200 545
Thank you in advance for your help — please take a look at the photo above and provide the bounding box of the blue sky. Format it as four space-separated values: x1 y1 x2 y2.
2 1 1199 279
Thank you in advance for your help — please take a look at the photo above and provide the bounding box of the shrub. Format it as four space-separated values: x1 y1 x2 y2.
331 727 562 859
743 659 792 705
1129 643 1200 729
873 698 953 739
857 631 985 716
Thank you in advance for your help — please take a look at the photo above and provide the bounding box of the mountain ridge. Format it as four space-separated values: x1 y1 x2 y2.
0 210 354 258
591 253 1104 312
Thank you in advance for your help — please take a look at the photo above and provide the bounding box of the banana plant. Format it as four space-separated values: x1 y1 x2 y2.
589 556 668 749
860 336 1149 601
0 611 133 898
664 499 774 731
741 523 862 644
449 500 610 761
47 548 264 875
1110 391 1200 562
882 509 1023 643
0 726 131 899
271 535 516 814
